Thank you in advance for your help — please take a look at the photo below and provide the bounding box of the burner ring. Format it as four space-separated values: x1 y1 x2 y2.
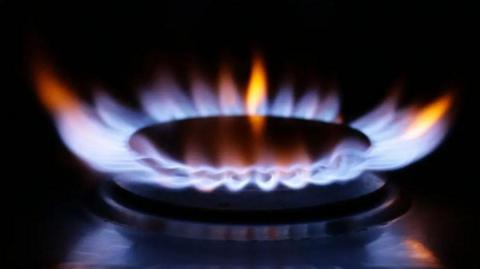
90 173 409 241
113 172 385 211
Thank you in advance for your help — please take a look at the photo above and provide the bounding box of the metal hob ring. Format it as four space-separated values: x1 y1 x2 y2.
89 173 409 241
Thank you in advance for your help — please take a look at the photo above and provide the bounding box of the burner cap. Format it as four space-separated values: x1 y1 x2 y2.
125 116 373 191
129 116 371 168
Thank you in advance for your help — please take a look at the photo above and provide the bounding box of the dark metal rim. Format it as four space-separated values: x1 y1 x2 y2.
90 178 407 225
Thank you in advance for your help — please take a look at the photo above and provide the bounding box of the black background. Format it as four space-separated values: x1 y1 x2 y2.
3 1 478 268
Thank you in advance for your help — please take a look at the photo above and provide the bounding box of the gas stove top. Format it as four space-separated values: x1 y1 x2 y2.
5 1 477 268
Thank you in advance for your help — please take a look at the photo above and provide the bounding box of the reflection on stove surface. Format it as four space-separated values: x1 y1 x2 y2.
51 209 440 269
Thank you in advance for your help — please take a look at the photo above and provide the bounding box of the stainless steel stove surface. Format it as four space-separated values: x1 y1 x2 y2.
36 184 475 269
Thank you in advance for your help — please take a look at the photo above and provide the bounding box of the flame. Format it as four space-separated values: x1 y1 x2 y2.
404 239 438 265
245 55 268 135
246 55 268 115
32 62 80 113
218 64 242 115
31 54 454 192
404 94 452 139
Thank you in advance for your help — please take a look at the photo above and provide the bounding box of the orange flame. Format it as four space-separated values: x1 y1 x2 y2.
218 64 239 111
246 55 268 136
246 55 268 115
404 239 438 265
32 61 80 114
404 94 453 139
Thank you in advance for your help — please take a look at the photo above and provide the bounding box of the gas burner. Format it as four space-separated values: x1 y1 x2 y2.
87 116 407 241
91 173 409 241
32 54 451 242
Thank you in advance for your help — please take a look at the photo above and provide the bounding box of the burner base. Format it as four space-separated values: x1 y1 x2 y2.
90 174 409 241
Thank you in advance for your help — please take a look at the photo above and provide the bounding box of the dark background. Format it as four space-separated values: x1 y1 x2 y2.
3 1 478 268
